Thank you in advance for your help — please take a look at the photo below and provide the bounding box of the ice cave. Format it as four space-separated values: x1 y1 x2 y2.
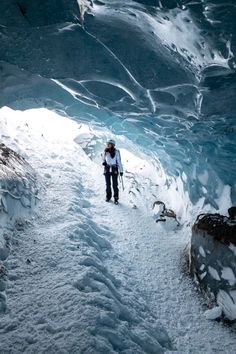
0 0 236 353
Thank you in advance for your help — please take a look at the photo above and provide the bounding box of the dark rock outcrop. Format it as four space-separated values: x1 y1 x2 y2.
190 209 236 320
0 143 38 215
152 200 180 226
192 212 236 246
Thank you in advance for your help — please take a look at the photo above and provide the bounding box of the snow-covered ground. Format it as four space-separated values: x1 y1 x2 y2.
0 107 235 353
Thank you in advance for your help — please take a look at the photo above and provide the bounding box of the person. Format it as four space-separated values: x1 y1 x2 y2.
101 139 123 204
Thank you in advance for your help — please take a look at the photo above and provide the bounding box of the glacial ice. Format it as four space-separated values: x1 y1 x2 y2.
0 0 235 209
0 0 236 352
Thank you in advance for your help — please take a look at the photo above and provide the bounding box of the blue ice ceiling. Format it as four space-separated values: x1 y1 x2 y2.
0 0 235 207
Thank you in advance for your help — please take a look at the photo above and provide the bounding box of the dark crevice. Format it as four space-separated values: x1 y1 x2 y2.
16 1 28 20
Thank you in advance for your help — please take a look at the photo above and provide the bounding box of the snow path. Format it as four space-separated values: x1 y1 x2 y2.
0 108 236 353
91 173 236 353
0 109 172 354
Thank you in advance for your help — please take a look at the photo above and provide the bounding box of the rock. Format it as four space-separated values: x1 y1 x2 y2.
192 213 236 245
190 212 236 321
0 143 24 166
0 143 38 220
228 206 236 220
156 218 166 223
153 201 179 226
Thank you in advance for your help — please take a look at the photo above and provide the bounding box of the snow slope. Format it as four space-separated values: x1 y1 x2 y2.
0 107 235 353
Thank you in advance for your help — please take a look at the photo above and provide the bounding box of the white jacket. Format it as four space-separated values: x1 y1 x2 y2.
102 149 123 173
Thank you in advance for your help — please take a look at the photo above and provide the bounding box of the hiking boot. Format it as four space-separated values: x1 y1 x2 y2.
106 198 111 202
114 199 119 205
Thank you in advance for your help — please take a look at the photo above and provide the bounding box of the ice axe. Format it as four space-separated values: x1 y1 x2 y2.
119 174 125 191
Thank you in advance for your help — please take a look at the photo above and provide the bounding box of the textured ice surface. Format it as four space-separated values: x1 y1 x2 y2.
0 0 235 210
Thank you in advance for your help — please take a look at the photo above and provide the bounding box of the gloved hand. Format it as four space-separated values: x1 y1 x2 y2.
120 172 123 176
102 161 107 166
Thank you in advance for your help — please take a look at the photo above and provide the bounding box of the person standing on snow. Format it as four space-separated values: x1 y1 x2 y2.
102 139 123 205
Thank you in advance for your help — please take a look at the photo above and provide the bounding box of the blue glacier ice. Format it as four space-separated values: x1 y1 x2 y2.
0 0 235 209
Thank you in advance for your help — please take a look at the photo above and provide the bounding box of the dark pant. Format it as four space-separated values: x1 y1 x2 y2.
105 172 119 200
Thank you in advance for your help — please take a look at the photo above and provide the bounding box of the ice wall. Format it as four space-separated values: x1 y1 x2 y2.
0 0 235 212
